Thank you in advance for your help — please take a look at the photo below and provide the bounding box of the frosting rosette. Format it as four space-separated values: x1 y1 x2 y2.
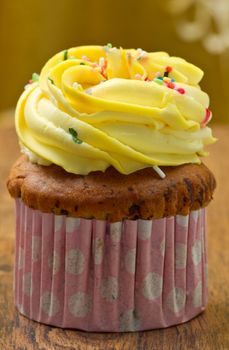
15 45 216 176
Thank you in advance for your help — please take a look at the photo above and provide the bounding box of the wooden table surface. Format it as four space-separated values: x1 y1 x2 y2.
0 112 228 350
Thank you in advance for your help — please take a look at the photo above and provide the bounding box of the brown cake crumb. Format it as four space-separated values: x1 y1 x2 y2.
7 155 216 222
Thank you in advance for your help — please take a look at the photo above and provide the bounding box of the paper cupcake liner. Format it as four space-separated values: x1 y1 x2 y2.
14 199 208 332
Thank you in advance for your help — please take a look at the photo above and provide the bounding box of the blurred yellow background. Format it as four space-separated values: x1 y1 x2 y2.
0 0 228 121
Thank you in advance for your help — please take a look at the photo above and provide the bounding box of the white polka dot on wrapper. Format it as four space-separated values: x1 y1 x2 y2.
137 220 152 240
142 272 163 300
65 248 85 275
68 292 91 318
176 214 189 228
66 217 80 233
54 215 63 232
124 249 136 274
119 309 141 332
41 291 60 317
48 251 60 274
193 281 202 308
18 247 24 269
167 287 186 313
32 236 41 262
110 222 122 242
100 276 119 302
175 243 187 269
22 272 32 296
93 238 104 265
192 240 202 266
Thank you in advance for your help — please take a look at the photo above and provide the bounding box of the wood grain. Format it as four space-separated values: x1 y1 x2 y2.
0 112 228 350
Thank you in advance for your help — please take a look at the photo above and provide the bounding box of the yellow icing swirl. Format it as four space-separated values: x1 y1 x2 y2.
15 45 216 175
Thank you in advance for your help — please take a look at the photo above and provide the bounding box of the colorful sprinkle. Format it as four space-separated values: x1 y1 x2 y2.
101 58 108 79
167 81 175 89
177 88 185 94
99 57 105 67
63 50 68 60
201 108 212 127
163 77 170 83
107 43 113 48
69 128 83 144
137 50 147 61
166 66 173 73
31 73 39 82
48 77 55 85
164 66 173 78
154 78 164 85
24 84 30 90
205 108 211 120
153 166 166 179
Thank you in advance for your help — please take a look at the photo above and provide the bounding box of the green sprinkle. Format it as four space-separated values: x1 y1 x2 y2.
48 77 55 85
32 72 39 82
154 78 164 85
107 43 112 48
63 50 68 60
80 62 85 65
69 128 83 144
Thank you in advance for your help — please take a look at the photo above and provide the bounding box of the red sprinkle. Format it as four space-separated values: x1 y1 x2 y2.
167 82 175 89
144 77 150 81
205 108 211 120
101 59 108 79
166 66 173 73
177 88 185 94
201 108 212 128
28 79 33 84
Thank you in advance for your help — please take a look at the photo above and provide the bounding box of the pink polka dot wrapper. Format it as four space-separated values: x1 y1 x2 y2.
14 199 208 332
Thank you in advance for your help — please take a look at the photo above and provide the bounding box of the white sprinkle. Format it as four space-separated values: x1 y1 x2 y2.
24 84 30 90
72 82 79 88
137 49 147 60
99 57 105 67
153 166 166 179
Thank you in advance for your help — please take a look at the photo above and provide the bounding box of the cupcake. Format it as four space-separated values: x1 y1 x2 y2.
7 45 216 332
